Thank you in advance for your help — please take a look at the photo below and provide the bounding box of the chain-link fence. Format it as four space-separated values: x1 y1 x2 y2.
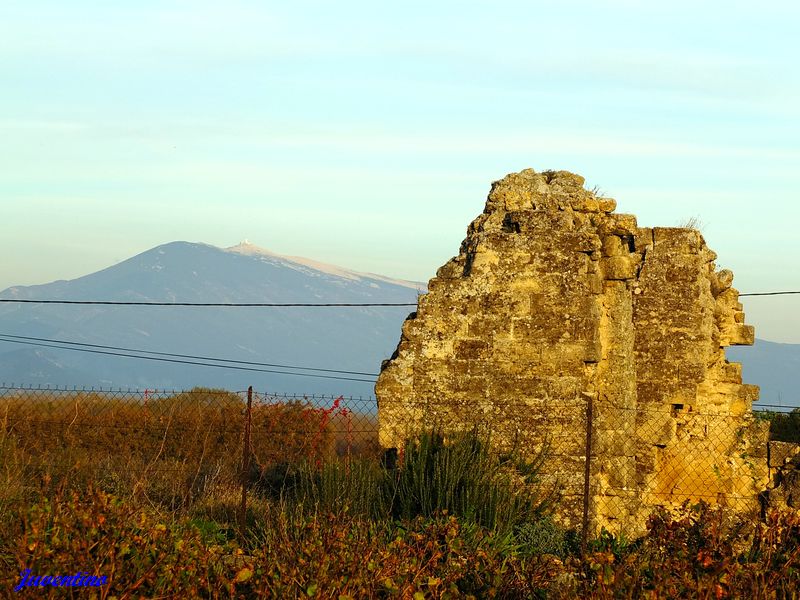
586 401 780 539
1 383 795 540
376 389 795 541
0 385 380 519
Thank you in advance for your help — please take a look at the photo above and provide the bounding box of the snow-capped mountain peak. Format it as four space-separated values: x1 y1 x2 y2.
223 242 422 290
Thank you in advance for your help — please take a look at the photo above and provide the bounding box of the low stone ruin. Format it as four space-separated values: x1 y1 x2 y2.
376 168 770 534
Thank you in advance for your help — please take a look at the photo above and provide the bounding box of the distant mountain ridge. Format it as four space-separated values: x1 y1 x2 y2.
225 241 421 290
727 340 800 409
0 241 423 397
0 241 796 407
1 241 422 301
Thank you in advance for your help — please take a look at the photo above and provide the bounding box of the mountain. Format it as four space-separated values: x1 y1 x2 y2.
0 241 423 397
0 242 796 407
728 340 800 409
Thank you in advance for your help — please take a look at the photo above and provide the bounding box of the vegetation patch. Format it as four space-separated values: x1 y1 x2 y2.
3 395 800 598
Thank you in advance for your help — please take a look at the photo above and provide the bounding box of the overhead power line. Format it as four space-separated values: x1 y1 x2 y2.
0 299 418 307
0 293 798 306
0 333 379 377
0 337 377 383
739 291 800 297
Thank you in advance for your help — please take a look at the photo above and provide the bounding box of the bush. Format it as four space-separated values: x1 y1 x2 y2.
579 503 800 598
385 428 553 538
762 408 800 443
5 475 800 597
290 457 388 519
266 427 555 540
515 516 570 557
2 484 556 598
241 510 553 598
2 485 234 597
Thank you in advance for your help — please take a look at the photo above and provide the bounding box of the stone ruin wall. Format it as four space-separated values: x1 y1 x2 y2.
376 168 769 534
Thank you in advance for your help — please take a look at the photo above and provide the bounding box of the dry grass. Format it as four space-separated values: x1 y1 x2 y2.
0 388 379 516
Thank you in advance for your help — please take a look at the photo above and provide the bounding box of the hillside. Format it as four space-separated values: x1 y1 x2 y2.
728 340 800 408
0 241 422 397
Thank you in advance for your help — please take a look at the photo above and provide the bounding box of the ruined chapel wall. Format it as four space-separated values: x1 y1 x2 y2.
377 170 613 525
376 168 766 533
631 227 768 513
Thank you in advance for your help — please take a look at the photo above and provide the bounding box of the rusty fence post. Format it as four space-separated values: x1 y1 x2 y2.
239 386 253 536
581 393 594 556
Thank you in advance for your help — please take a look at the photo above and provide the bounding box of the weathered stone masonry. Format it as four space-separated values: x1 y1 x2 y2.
376 169 768 534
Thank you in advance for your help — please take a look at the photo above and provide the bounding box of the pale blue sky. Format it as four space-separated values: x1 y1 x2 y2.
1 1 799 341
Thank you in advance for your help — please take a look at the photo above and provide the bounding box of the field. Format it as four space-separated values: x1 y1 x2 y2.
1 388 800 598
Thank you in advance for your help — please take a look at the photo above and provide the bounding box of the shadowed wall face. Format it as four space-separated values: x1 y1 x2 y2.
376 168 767 533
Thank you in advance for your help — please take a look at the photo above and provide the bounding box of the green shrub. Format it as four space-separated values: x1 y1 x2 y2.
291 457 388 518
263 427 555 541
385 428 553 538
762 408 800 443
515 516 570 557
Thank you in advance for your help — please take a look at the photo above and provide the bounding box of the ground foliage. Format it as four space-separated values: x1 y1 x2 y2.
3 397 800 598
760 408 800 444
3 484 800 598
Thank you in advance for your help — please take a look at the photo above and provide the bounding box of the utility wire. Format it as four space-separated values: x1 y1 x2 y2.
0 337 376 383
0 299 418 306
0 293 798 305
0 333 379 377
739 291 800 297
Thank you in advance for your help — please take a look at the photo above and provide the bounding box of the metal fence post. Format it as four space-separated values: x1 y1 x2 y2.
239 386 253 536
581 393 594 556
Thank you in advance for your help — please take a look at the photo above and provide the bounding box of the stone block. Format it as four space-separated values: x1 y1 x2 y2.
603 256 637 280
634 227 654 252
454 339 490 360
509 277 544 294
588 274 604 294
738 384 759 403
571 197 600 212
435 260 463 280
653 227 703 254
593 431 636 458
727 324 755 346
729 398 748 417
563 231 602 252
584 340 603 363
598 198 617 213
451 375 488 394
599 457 638 490
548 170 586 190
608 214 638 235
718 361 743 383
602 235 625 257
468 318 498 338
470 248 500 271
